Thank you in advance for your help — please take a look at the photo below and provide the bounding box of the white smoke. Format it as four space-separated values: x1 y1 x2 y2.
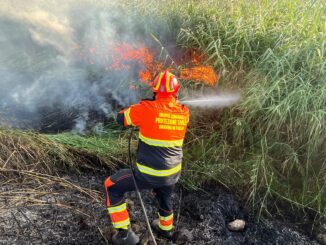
0 1 75 58
0 0 149 132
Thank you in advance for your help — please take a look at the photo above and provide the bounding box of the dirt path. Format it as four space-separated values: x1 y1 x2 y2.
0 170 319 244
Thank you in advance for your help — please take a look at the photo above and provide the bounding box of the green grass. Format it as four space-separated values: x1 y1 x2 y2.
46 129 139 169
46 131 127 159
0 127 128 174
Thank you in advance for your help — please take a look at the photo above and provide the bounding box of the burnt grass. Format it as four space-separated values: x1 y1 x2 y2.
0 168 321 245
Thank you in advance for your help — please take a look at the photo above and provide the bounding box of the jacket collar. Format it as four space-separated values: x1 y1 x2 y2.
155 94 177 101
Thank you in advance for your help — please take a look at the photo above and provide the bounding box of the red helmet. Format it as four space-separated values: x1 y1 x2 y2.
152 70 180 95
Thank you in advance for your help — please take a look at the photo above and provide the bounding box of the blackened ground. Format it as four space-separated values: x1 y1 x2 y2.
0 169 321 245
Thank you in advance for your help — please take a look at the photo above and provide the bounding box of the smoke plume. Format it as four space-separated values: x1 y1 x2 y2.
0 1 152 132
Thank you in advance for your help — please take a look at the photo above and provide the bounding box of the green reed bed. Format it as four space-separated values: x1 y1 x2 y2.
128 0 326 217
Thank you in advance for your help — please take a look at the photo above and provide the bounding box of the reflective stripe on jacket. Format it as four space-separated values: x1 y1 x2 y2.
119 94 190 185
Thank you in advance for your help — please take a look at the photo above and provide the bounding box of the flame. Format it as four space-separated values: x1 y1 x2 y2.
112 44 153 70
76 42 218 86
139 69 152 82
177 48 218 85
111 43 162 85
180 66 218 86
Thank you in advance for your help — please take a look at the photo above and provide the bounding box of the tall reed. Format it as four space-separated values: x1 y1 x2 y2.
131 0 326 216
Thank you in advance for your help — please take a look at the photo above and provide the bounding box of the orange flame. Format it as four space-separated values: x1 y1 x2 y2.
139 69 152 82
177 48 218 85
180 66 218 86
81 43 218 86
112 44 153 70
111 43 163 85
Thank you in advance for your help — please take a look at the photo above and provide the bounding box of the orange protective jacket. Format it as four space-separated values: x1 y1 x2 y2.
118 94 190 185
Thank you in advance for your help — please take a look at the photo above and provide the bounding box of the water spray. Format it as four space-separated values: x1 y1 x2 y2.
180 93 241 108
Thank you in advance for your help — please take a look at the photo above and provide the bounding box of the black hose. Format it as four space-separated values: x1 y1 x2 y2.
128 127 157 245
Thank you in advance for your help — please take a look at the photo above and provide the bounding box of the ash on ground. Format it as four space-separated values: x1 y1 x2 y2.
0 170 320 245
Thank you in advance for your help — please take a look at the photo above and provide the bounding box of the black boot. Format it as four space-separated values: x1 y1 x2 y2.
151 219 174 239
112 228 139 245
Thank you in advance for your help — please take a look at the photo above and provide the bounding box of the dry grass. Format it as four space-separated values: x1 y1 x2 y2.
0 127 126 211
0 127 127 173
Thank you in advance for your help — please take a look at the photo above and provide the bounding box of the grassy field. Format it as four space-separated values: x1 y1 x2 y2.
1 0 325 222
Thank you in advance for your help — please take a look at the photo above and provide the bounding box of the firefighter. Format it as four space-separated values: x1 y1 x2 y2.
104 70 190 245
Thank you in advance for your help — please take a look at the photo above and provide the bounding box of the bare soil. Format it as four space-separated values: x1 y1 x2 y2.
0 169 321 245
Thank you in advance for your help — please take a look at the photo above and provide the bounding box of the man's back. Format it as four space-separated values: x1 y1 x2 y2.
124 94 189 186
